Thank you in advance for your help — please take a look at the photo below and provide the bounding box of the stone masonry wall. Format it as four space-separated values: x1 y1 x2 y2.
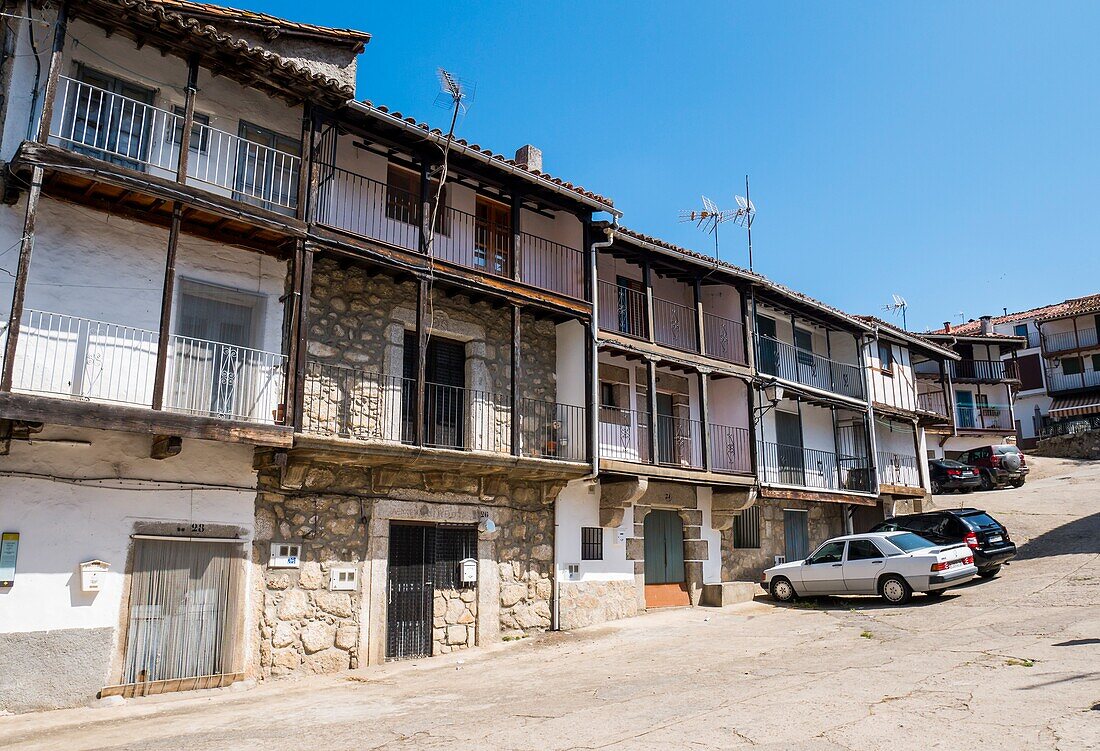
558 580 639 630
495 505 555 635
721 499 845 582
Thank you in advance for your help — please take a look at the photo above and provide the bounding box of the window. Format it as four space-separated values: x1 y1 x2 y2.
807 541 845 565
386 165 420 224
1062 357 1083 376
68 66 156 170
581 527 603 560
732 506 761 549
847 539 884 560
794 328 814 366
172 106 210 154
1014 324 1028 338
1092 354 1100 372
235 120 301 211
878 341 894 374
885 532 936 552
599 382 619 408
475 197 512 274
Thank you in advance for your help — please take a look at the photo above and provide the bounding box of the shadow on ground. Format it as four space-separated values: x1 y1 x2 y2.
1016 512 1100 560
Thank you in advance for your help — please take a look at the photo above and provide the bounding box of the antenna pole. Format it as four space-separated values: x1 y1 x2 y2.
745 174 754 272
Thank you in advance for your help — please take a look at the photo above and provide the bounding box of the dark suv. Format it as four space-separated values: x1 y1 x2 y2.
956 445 1028 490
870 508 1016 578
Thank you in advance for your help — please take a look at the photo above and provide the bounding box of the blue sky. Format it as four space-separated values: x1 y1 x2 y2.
245 1 1097 331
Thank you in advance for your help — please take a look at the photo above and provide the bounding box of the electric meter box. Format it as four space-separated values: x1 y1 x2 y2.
329 566 357 591
459 557 477 584
79 559 110 592
269 543 301 569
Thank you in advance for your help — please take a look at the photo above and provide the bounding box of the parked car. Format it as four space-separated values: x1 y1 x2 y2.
956 445 1028 490
761 532 977 605
871 508 1015 578
929 459 982 495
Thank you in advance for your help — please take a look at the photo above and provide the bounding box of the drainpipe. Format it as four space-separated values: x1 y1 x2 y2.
552 221 616 634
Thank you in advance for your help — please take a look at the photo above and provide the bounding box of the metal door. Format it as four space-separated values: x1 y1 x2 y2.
784 509 810 561
643 510 685 584
387 523 434 660
775 410 805 485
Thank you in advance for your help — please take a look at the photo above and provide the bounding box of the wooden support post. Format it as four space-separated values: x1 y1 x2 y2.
418 161 432 257
698 370 711 471
34 1 69 145
646 358 658 465
291 248 314 431
581 219 593 304
151 202 183 410
282 241 305 428
296 105 316 222
1 168 45 392
415 278 429 446
693 277 706 355
746 376 760 477
511 193 523 282
642 262 655 343
175 54 199 183
912 419 927 492
510 304 521 456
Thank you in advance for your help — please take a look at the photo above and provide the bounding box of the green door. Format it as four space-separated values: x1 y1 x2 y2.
643 510 685 584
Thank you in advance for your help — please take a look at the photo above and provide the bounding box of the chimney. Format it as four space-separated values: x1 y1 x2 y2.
943 321 952 333
515 144 542 172
980 315 994 335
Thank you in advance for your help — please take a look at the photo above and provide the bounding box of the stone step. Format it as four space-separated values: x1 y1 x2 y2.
700 581 760 607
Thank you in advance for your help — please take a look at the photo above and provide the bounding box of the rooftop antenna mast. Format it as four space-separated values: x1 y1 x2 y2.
734 175 756 271
882 293 908 330
679 195 738 259
426 68 475 258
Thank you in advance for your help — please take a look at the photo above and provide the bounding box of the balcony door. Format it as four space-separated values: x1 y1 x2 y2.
65 66 155 170
234 121 301 212
655 393 676 465
475 197 511 275
955 390 976 429
775 409 805 485
756 315 778 375
616 276 646 338
172 282 260 420
403 333 467 448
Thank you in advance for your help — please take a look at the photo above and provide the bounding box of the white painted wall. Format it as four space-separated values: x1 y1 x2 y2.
0 427 256 658
555 320 586 408
866 338 918 412
696 487 722 584
554 480 633 581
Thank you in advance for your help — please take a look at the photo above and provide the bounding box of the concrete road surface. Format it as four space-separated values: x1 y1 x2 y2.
2 457 1098 750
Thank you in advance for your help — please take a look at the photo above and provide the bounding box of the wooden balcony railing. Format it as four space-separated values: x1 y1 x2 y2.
916 390 950 418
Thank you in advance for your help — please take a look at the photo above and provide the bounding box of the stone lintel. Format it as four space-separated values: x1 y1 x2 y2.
599 476 649 527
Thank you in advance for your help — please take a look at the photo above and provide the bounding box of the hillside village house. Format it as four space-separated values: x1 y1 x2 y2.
929 294 1100 448
0 0 962 715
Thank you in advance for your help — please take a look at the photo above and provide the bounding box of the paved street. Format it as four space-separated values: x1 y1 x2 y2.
2 457 1098 751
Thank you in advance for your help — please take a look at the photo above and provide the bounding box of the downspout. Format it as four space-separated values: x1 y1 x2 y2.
552 220 616 634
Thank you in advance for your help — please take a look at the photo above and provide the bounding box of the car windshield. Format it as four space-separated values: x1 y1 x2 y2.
960 512 1001 529
886 532 936 552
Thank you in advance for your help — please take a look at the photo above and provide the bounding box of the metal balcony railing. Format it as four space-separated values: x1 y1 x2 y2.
1044 367 1100 394
301 361 585 460
1044 327 1098 353
1040 414 1100 438
652 297 698 352
954 404 1012 431
916 390 950 417
755 335 864 399
597 406 651 464
5 309 285 424
654 414 704 469
51 76 301 213
758 441 874 492
703 312 747 365
314 165 585 299
950 359 1018 381
877 451 921 488
708 424 752 474
597 281 647 339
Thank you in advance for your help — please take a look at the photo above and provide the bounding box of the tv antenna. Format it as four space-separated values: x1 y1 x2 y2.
424 69 475 259
735 175 756 271
882 293 908 330
678 177 757 269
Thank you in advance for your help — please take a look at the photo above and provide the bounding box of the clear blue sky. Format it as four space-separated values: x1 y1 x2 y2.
244 1 1098 331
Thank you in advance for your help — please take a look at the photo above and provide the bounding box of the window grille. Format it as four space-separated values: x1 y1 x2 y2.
733 506 761 549
580 527 603 560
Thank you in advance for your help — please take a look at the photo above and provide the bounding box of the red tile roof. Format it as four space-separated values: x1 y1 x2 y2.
351 101 616 210
147 0 370 46
854 315 959 359
926 292 1100 334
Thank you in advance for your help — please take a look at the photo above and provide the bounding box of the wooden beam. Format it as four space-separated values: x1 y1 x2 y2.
642 261 655 343
151 202 182 410
282 241 305 429
693 276 706 355
646 359 658 465
698 370 711 471
291 248 314 431
34 1 69 145
511 192 523 282
1 167 44 392
511 304 521 456
176 53 200 183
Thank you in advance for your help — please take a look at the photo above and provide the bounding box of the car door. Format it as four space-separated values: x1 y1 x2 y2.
843 539 888 593
798 541 847 594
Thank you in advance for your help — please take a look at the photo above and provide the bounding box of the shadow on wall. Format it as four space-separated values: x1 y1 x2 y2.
1015 512 1100 561
67 570 101 608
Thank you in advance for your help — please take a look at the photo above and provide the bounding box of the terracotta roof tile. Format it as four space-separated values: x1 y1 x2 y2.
146 0 370 45
854 315 959 359
926 292 1100 334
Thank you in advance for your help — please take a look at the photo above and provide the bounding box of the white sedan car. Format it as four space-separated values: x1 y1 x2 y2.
761 531 977 605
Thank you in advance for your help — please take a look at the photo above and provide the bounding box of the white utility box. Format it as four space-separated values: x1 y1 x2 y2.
459 557 477 584
79 559 110 592
329 566 357 591
269 543 301 568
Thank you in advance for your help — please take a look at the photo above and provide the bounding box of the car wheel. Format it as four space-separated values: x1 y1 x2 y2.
1011 479 1025 488
925 589 946 598
878 574 912 605
931 478 942 495
978 565 1001 579
770 577 797 603
980 471 995 491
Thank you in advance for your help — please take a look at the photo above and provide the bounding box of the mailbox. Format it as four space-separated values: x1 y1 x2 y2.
459 557 477 584
79 560 110 592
